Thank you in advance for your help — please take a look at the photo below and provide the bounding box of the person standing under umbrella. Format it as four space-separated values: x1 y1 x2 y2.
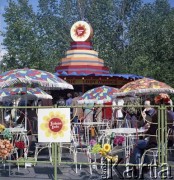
71 92 83 123
83 102 94 123
94 103 102 122
66 93 73 106
112 98 124 127
57 96 66 106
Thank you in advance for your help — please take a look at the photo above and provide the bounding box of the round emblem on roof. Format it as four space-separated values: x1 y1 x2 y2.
70 21 93 42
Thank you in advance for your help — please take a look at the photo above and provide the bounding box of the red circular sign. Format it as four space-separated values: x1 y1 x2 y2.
75 26 85 37
49 118 63 132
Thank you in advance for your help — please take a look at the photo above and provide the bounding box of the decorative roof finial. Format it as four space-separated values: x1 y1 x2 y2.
70 21 93 42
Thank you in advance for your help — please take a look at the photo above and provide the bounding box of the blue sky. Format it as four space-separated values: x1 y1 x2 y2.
0 0 174 59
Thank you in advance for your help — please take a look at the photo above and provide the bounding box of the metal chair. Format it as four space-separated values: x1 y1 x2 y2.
71 128 92 174
138 147 158 178
138 128 164 178
34 142 52 164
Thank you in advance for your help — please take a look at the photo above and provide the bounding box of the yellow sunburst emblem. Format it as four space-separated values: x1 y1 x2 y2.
40 111 69 139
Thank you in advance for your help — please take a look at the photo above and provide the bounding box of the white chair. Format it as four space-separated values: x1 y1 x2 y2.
12 131 29 169
98 132 112 147
71 129 92 174
138 147 158 178
3 131 27 173
34 142 52 164
138 129 162 178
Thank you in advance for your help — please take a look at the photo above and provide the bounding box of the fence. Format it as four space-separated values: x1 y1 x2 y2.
0 104 173 179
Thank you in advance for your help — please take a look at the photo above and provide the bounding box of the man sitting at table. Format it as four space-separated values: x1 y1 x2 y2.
142 99 156 121
130 93 173 176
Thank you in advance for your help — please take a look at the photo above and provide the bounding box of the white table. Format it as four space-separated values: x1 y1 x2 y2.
100 127 146 135
75 122 107 126
7 127 26 133
99 128 147 176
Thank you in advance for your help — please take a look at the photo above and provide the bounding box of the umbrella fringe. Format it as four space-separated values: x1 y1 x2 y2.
78 99 113 104
0 87 53 102
113 88 174 97
0 78 73 90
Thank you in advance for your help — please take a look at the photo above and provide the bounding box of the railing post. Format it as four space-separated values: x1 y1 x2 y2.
160 105 168 179
54 143 57 180
158 105 161 164
58 143 61 164
164 105 168 164
52 143 55 164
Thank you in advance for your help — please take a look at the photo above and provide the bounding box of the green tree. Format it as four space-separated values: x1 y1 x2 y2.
127 0 174 86
36 0 71 72
2 0 174 88
2 0 38 70
81 0 141 73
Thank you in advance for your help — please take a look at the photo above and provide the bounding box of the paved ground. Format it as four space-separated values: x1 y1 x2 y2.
0 146 102 180
1 145 174 180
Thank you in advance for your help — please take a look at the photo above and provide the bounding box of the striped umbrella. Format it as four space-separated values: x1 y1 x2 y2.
0 68 73 89
78 86 119 104
113 78 174 97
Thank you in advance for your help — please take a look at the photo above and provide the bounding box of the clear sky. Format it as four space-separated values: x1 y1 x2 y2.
0 0 174 59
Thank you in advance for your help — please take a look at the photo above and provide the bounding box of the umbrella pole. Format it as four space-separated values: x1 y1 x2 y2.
13 99 17 126
14 97 20 124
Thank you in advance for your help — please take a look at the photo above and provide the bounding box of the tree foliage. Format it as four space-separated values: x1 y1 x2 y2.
127 0 174 86
1 0 174 87
3 0 37 69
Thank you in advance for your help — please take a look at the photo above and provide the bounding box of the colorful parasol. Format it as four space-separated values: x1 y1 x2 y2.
0 68 72 131
113 78 174 97
78 86 119 104
0 87 52 101
0 68 73 89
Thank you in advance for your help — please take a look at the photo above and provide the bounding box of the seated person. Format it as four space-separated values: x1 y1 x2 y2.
130 93 173 175
142 99 155 121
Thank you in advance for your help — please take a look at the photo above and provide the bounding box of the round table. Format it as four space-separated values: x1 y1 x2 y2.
100 127 147 134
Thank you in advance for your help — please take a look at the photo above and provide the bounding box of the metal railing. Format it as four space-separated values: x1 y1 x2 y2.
0 104 173 179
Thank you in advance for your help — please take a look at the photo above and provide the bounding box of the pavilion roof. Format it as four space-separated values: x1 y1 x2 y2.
55 71 144 80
